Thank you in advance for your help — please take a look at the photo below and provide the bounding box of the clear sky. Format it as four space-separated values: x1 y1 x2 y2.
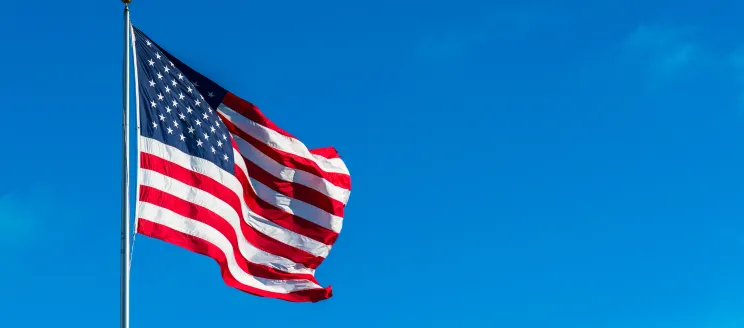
2 0 744 327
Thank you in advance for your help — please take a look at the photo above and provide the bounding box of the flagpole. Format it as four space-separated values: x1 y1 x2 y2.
121 1 132 328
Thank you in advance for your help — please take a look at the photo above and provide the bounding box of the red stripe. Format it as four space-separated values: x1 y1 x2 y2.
218 112 351 189
222 92 296 139
139 185 319 284
309 146 341 159
241 154 345 217
232 165 340 245
141 151 242 211
140 149 338 245
140 152 326 269
137 219 333 303
227 133 341 245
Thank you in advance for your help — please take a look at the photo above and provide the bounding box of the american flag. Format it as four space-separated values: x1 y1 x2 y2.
131 26 351 302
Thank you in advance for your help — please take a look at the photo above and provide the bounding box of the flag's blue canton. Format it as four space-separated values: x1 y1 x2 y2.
133 28 234 174
132 27 227 112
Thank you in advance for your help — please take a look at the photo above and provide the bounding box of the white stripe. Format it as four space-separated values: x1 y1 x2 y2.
250 177 344 234
233 134 351 204
232 148 344 233
140 136 242 192
140 169 322 271
217 104 350 175
137 202 322 293
318 157 347 173
139 136 332 257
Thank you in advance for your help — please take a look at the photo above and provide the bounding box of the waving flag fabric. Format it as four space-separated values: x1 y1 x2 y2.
131 26 351 302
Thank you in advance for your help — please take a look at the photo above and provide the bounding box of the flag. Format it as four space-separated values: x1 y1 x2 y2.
131 26 351 303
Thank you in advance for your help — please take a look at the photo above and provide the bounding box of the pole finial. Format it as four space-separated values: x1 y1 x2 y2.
122 0 132 4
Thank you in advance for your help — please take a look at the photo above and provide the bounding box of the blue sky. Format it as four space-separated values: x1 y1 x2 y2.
2 0 744 327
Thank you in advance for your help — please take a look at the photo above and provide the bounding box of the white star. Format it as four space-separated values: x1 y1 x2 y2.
171 80 178 87
211 146 216 154
186 107 193 114
194 81 200 87
187 86 193 93
208 92 214 98
210 126 216 133
194 99 201 107
159 114 165 121
165 86 171 93
165 106 172 113
195 119 202 126
148 59 155 66
202 113 209 120
179 113 186 120
222 134 227 141
150 100 157 108
217 140 223 147
173 120 179 128
172 100 178 107
178 73 184 80
208 107 213 114
149 80 156 87
146 40 152 46
169 60 174 67
157 93 164 101
167 127 173 134
197 139 203 147
157 72 163 80
179 134 186 141
164 66 171 73
188 126 195 134
156 53 162 60
200 94 204 100
215 121 220 127
179 93 185 100
203 133 210 140
152 121 158 128
223 154 229 160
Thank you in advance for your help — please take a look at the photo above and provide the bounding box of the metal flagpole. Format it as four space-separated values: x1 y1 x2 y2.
121 1 132 328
